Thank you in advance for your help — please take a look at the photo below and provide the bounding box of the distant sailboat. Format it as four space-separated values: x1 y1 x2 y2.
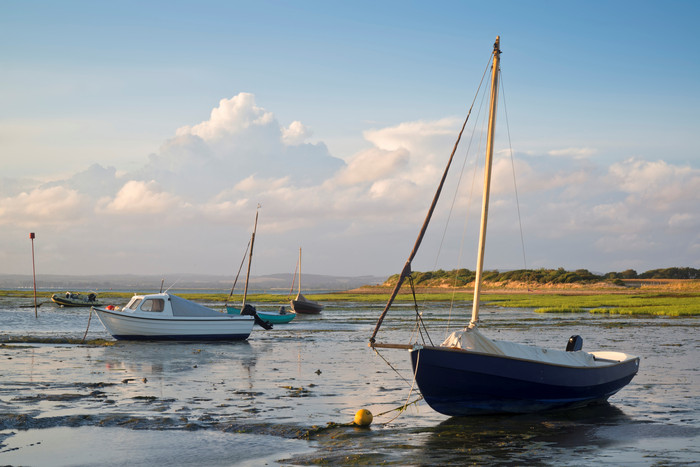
224 207 275 329
369 37 639 415
290 247 323 314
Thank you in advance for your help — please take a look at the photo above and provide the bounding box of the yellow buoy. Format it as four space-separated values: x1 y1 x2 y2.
354 409 373 426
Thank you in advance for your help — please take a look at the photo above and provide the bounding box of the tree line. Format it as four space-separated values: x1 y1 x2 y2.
385 267 699 287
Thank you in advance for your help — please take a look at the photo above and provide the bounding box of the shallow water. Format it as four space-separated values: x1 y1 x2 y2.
1 297 698 465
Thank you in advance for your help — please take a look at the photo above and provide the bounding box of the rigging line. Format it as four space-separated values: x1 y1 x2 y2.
163 277 182 293
223 239 251 310
287 255 300 299
409 275 434 347
372 347 413 387
429 53 494 282
499 70 528 271
370 52 495 345
446 75 491 335
381 348 424 426
407 276 425 345
410 55 493 336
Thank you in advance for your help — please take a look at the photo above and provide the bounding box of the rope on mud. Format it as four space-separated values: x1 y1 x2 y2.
371 346 425 426
81 307 93 343
372 347 412 387
380 349 424 425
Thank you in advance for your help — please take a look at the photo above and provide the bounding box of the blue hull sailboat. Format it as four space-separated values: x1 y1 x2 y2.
369 37 639 416
409 341 639 415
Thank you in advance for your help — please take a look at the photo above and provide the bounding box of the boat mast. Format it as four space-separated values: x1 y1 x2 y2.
242 206 260 308
470 36 501 327
298 247 302 296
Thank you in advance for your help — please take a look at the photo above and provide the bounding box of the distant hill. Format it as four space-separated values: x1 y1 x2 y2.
0 273 385 292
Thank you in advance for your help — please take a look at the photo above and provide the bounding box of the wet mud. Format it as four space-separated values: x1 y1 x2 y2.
1 300 698 465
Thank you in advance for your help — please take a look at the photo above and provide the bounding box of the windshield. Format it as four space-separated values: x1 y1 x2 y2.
126 297 143 310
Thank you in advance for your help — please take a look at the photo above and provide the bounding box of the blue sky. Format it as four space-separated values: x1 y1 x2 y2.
1 1 699 278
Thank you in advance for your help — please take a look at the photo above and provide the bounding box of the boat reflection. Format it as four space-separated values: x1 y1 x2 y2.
419 404 631 464
98 341 256 378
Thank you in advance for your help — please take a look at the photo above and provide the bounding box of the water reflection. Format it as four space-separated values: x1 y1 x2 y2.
427 404 627 450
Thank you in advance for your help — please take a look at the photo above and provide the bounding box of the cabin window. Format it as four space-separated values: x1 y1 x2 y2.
126 297 142 310
141 299 164 312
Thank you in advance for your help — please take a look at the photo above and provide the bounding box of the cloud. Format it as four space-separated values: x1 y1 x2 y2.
335 147 409 185
99 180 185 215
608 158 700 210
282 121 312 145
547 147 597 159
1 93 699 276
364 118 460 161
0 186 89 227
143 93 344 200
176 93 276 141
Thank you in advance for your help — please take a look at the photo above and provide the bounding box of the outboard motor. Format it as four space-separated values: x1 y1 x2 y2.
241 304 273 330
566 335 583 351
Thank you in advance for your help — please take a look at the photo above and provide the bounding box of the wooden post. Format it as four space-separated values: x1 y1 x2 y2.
29 232 37 318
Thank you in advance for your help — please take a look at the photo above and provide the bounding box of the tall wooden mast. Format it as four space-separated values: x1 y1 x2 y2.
470 36 501 327
242 206 260 308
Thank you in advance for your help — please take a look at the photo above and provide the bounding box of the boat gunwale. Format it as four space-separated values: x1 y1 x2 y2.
372 342 639 369
93 306 255 323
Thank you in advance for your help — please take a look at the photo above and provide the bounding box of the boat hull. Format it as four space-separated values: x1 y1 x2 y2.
290 300 323 314
94 307 254 341
226 306 296 324
410 346 639 416
52 295 101 307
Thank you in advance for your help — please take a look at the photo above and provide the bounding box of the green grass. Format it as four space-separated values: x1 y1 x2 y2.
3 290 698 316
486 293 700 316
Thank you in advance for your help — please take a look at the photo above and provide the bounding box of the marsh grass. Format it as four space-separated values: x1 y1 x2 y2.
2 290 698 316
489 293 700 316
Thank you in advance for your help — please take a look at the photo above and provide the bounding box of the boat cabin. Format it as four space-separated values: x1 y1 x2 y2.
119 293 227 318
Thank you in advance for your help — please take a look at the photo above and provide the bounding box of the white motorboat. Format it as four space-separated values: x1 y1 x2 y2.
93 292 254 341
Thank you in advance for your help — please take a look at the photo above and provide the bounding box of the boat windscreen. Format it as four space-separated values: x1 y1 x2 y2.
126 297 142 310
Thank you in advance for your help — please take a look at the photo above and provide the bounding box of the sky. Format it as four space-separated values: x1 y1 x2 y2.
1 0 699 279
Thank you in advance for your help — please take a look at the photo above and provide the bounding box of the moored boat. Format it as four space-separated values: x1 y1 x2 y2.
290 293 324 314
221 206 273 330
226 305 296 324
52 292 101 307
93 292 255 341
289 247 323 314
369 36 639 416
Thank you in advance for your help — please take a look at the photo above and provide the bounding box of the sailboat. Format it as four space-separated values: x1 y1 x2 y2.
223 207 274 330
289 247 324 314
369 37 639 416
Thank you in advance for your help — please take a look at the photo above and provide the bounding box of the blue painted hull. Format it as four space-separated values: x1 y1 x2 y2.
226 306 296 324
410 347 639 416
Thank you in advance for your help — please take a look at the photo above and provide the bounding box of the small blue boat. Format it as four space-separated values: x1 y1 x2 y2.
227 305 296 324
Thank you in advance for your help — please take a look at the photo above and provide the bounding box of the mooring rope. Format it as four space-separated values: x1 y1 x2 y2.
81 307 93 343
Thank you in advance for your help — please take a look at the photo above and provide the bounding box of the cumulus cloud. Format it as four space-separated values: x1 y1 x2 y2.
1 93 698 276
0 186 89 227
335 147 409 185
608 158 700 210
143 93 344 200
364 117 460 159
99 180 185 215
282 121 312 145
176 93 275 141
